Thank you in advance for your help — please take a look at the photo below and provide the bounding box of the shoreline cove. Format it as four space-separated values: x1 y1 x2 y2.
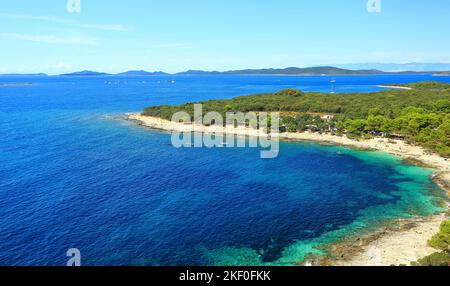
127 113 449 266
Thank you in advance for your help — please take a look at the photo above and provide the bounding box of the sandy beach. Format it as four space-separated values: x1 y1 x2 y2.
128 113 449 266
127 113 271 138
330 214 447 266
377 85 413 90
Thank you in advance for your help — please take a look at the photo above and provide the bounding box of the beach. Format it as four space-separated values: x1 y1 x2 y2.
128 113 450 266
331 214 447 266
377 85 413 90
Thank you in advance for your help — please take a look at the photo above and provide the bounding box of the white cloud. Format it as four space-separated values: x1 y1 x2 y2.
0 33 98 45
0 13 129 32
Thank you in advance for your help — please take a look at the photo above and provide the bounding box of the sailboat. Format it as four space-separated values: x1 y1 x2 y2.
330 79 336 94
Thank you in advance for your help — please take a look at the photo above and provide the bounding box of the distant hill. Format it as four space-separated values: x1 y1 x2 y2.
337 63 450 72
4 65 450 77
117 70 168 76
60 70 167 76
60 70 110 76
176 70 222 75
433 72 450 76
177 66 385 75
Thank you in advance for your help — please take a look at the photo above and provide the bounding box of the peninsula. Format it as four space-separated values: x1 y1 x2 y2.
129 81 450 266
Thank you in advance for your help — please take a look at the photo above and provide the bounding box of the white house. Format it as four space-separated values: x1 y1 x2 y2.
321 115 335 121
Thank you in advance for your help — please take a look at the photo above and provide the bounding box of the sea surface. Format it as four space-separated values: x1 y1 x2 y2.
0 74 449 266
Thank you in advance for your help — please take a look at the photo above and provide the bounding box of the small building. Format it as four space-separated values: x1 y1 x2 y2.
306 125 320 132
368 131 389 137
322 115 335 121
389 133 406 140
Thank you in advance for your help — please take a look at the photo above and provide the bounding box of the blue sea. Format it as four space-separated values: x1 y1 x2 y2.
0 74 449 266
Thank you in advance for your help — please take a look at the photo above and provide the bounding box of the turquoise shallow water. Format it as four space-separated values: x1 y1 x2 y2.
203 145 446 266
0 74 448 265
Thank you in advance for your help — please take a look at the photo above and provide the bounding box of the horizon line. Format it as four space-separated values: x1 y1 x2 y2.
2 63 450 76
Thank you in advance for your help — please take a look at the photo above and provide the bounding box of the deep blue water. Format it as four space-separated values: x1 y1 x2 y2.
0 74 449 266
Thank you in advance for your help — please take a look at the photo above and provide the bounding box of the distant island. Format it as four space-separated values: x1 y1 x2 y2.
433 72 450 77
59 70 169 77
116 70 168 76
174 66 440 76
337 62 450 72
60 70 111 77
176 66 386 75
2 65 450 77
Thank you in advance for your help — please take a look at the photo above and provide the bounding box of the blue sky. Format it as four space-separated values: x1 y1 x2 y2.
1 0 449 74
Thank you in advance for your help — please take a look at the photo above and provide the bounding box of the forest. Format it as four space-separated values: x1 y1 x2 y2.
143 82 450 157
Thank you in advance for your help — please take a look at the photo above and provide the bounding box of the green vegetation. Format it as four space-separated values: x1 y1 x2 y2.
143 81 450 157
412 219 450 266
411 251 450 266
429 220 450 251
